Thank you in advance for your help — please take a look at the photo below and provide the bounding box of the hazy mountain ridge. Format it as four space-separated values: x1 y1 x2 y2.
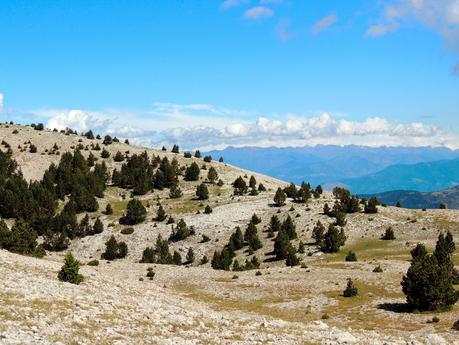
206 145 459 187
342 158 459 194
361 185 459 210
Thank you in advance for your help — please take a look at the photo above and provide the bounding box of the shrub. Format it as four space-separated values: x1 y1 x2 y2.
381 227 396 240
373 265 383 273
343 278 358 297
121 227 134 235
453 320 459 331
104 203 113 215
203 155 212 162
204 205 212 214
200 234 211 243
29 144 38 153
87 259 99 266
58 253 83 285
345 251 357 262
146 267 155 280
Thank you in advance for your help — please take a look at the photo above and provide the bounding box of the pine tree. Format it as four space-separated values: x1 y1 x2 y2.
114 151 125 162
171 144 180 154
92 218 104 234
121 199 147 225
101 148 110 158
207 167 218 184
185 162 200 181
228 227 244 250
335 212 347 227
194 150 201 158
273 230 291 260
232 176 247 195
282 215 297 239
298 241 305 254
312 221 325 246
364 197 379 214
102 235 119 260
58 253 83 285
274 188 286 207
172 250 182 265
156 204 167 221
140 247 155 263
104 203 113 215
286 247 300 266
381 227 395 240
269 215 281 233
186 247 195 264
402 254 457 311
196 183 209 200
321 224 347 253
343 278 358 297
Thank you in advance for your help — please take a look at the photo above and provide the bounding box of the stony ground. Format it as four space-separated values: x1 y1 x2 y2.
0 124 458 344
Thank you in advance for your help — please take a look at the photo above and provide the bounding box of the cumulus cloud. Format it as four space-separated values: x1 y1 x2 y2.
244 6 274 20
0 93 3 113
311 13 337 34
36 103 459 151
367 0 459 72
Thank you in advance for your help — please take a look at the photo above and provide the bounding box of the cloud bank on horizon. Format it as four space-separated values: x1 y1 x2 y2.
25 103 458 151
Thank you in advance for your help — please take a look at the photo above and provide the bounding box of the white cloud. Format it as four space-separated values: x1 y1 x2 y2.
220 0 251 10
0 93 3 113
244 6 274 20
37 103 459 151
367 0 459 71
311 13 337 34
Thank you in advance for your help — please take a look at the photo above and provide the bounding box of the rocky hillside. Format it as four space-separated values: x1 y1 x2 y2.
0 123 458 344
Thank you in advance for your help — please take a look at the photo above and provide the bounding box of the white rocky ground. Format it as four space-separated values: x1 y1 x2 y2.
0 124 458 344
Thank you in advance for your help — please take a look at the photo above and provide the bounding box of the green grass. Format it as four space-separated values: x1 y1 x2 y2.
329 239 410 262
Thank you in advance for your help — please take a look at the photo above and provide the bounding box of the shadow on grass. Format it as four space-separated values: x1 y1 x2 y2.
378 302 412 314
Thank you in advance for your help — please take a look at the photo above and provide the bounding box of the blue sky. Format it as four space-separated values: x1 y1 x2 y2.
1 0 459 149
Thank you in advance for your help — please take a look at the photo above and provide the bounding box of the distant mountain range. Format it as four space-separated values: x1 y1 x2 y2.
340 158 459 194
206 145 459 190
361 186 459 209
